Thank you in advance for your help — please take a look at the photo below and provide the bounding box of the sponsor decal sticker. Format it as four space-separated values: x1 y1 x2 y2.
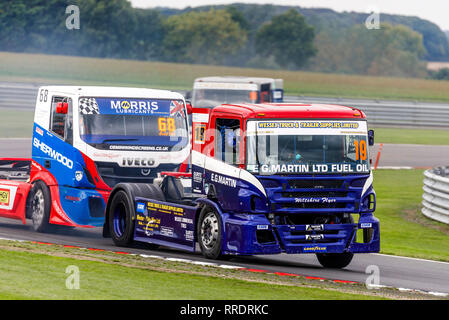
360 223 372 229
121 157 156 167
305 234 324 241
306 224 324 231
0 189 10 206
257 121 359 129
210 173 237 188
295 197 337 204
303 245 327 253
260 163 369 174
33 137 74 169
136 203 145 213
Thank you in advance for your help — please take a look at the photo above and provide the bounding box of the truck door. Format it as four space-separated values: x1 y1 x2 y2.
33 95 75 187
204 115 244 211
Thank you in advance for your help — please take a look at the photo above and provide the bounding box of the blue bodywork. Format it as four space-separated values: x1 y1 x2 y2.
32 123 106 227
132 163 380 256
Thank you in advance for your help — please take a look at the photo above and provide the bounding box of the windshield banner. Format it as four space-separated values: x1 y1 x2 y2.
257 163 370 174
247 120 367 136
79 98 181 116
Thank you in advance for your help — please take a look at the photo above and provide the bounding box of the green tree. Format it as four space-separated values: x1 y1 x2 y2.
162 9 247 65
308 23 428 77
255 9 316 69
430 68 449 80
225 6 250 32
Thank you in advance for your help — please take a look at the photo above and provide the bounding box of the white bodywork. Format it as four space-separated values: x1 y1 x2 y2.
33 86 190 169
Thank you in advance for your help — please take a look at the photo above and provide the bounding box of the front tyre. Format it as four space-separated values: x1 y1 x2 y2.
30 181 51 233
316 252 354 269
197 207 224 260
109 190 135 247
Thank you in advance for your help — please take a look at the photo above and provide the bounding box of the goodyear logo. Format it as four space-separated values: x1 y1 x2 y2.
303 245 327 253
0 189 10 205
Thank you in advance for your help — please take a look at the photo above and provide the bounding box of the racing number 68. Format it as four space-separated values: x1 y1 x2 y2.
354 140 367 161
158 117 176 136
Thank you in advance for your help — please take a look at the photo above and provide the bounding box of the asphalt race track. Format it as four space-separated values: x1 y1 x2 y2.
1 82 449 296
0 217 448 295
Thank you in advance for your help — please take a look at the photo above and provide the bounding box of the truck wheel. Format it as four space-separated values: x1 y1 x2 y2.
109 190 135 247
30 181 51 233
316 252 354 269
197 207 224 260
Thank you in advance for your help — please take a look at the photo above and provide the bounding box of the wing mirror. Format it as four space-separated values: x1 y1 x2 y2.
368 129 375 146
56 102 68 114
185 101 193 115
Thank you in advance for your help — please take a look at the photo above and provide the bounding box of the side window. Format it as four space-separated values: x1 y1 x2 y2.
215 118 241 167
50 96 73 144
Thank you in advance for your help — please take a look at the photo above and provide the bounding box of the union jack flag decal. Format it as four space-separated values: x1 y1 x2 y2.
170 100 185 118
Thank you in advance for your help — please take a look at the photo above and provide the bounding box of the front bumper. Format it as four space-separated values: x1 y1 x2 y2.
221 212 380 255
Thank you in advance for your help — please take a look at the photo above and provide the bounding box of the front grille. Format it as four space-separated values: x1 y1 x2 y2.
288 179 343 189
282 203 347 209
281 191 347 198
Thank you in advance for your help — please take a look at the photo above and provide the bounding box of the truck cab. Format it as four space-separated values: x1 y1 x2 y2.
190 77 284 109
105 102 379 268
25 86 189 230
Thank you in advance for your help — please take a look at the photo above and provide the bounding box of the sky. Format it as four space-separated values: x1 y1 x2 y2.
130 0 449 30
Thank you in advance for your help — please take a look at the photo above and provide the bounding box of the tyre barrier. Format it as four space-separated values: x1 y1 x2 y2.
422 167 449 225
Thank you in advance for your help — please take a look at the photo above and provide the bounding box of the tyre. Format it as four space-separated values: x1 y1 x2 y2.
316 252 354 269
108 190 135 247
197 206 224 260
30 180 52 233
316 214 355 269
108 184 165 248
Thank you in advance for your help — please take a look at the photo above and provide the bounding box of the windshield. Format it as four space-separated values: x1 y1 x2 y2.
79 97 188 151
246 120 370 175
192 89 257 108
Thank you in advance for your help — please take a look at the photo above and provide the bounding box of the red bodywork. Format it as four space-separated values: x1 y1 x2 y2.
0 152 113 227
191 102 366 168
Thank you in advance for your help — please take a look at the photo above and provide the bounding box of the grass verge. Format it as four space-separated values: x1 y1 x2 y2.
0 239 436 300
3 51 449 102
374 169 449 261
372 127 449 145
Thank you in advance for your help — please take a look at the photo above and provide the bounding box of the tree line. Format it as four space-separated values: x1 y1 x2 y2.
0 0 442 78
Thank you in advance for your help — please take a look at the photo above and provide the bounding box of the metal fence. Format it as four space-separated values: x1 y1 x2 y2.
3 81 449 128
422 167 449 225
286 96 449 128
0 82 38 110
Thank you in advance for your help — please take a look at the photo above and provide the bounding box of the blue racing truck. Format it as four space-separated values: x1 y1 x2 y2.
103 102 379 268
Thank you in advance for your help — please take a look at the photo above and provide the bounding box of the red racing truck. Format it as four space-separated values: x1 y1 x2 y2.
104 102 379 268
